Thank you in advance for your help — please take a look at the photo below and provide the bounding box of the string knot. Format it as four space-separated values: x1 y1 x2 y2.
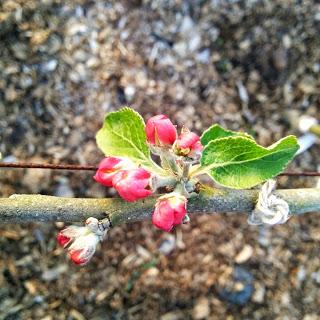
248 180 290 225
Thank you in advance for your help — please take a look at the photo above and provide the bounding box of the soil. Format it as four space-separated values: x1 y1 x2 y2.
0 1 319 319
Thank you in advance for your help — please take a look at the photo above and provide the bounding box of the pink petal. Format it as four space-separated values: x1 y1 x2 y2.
152 201 175 232
98 157 122 170
146 115 177 145
57 232 71 247
176 132 200 149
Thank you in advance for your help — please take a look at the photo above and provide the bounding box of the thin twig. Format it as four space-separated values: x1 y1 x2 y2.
0 189 319 224
0 162 97 171
0 162 320 176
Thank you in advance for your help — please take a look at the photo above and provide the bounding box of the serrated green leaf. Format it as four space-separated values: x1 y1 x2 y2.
199 135 299 189
201 124 254 146
96 107 162 173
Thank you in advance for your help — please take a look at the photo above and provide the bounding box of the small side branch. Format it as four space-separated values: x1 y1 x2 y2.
0 188 319 225
1 162 320 176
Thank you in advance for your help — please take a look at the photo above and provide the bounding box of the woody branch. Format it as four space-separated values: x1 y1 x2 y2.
0 188 319 224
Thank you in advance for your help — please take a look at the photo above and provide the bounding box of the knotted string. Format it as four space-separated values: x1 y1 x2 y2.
248 180 290 225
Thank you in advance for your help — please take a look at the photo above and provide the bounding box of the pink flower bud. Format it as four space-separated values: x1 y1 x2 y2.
145 115 177 146
112 168 153 202
57 225 88 247
57 232 71 247
68 249 87 265
68 233 99 266
175 131 203 158
152 194 187 232
94 157 135 187
57 218 108 266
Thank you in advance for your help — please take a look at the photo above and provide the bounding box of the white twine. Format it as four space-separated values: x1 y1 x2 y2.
298 115 317 133
248 180 290 225
297 133 318 155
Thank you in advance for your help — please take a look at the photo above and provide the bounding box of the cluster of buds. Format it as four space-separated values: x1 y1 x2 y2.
146 114 203 159
94 114 202 232
144 115 203 231
58 113 203 264
57 217 110 265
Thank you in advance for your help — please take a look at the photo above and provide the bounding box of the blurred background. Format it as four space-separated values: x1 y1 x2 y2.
0 1 319 319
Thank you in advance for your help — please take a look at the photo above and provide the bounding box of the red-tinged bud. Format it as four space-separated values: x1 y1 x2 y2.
68 233 99 266
68 249 87 265
112 168 153 202
57 232 71 247
152 194 187 232
57 225 88 241
57 218 108 266
57 225 88 249
145 115 177 146
175 131 203 158
94 157 135 187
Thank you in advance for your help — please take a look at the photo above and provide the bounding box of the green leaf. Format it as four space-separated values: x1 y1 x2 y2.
199 135 299 189
201 124 254 146
96 107 161 172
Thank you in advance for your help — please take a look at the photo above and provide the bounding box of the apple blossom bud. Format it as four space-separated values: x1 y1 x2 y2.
112 168 153 202
94 157 135 187
68 249 87 265
175 131 203 158
57 225 88 246
145 115 177 146
57 232 71 247
68 233 99 266
57 218 109 266
152 194 187 232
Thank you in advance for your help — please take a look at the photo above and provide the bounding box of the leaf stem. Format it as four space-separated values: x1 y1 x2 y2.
159 151 182 176
189 164 207 178
147 161 169 176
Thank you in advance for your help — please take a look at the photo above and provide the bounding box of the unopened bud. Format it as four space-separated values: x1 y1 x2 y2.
145 115 177 146
152 194 187 232
112 168 153 202
174 131 203 158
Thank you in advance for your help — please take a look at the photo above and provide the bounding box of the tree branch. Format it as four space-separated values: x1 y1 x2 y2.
0 188 319 224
